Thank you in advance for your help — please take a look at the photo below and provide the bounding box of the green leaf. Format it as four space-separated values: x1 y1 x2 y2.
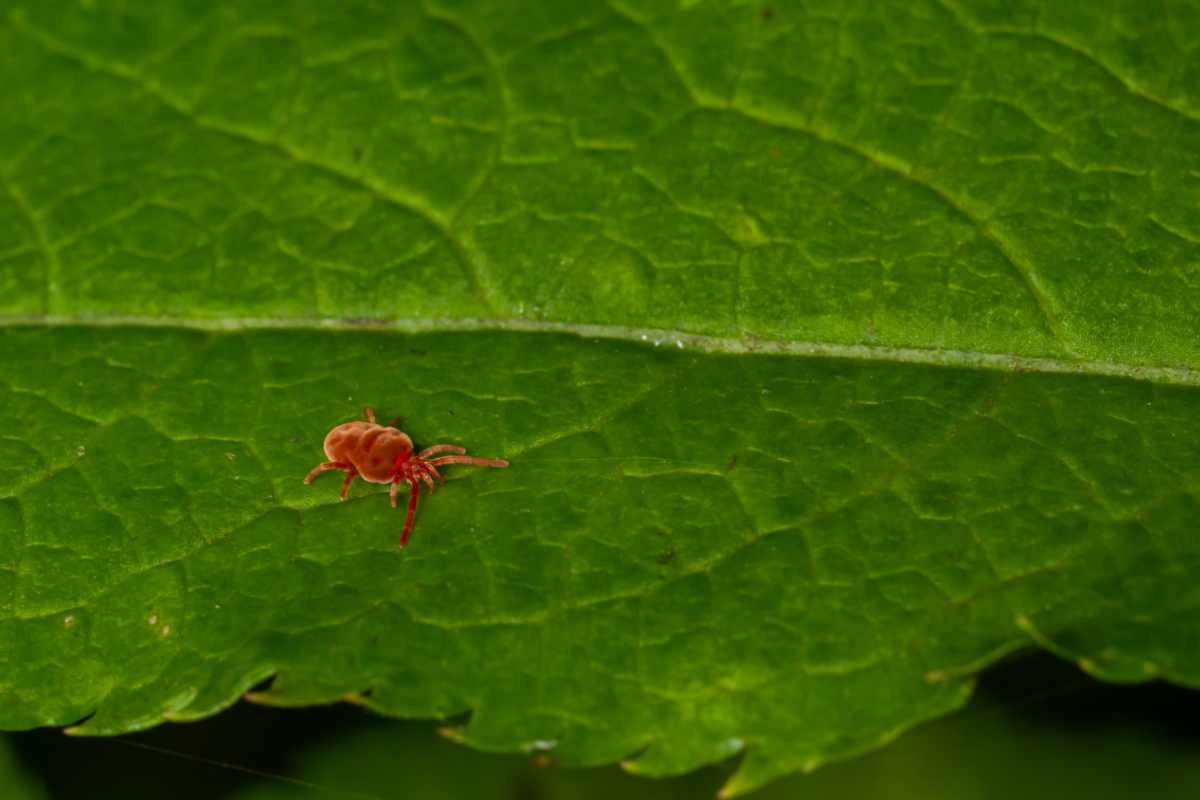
225 675 1200 800
1 1 1198 796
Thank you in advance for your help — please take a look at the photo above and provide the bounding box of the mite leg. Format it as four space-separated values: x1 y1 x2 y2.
390 477 401 508
427 455 509 469
339 468 359 500
304 461 353 484
423 462 446 485
363 407 376 424
419 444 466 459
410 461 437 493
400 478 420 548
388 416 403 429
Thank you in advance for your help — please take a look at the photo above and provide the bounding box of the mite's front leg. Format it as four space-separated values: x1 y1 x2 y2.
419 444 466 459
400 478 421 548
411 461 437 493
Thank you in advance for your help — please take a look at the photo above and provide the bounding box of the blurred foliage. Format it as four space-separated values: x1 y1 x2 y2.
7 652 1200 799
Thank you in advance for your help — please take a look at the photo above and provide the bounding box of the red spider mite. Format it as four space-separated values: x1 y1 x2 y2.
304 407 508 548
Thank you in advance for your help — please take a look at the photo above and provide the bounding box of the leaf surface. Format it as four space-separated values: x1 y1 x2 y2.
1 0 1199 794
226 679 1200 800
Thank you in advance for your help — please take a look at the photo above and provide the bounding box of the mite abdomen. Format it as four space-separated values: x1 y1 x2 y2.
323 421 371 460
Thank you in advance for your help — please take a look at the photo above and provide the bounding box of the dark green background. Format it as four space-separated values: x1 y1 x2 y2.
6 653 1200 799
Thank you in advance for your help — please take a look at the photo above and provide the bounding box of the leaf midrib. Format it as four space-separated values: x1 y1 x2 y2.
3 313 1198 387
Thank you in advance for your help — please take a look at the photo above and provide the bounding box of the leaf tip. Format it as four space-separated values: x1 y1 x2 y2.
924 668 949 683
437 725 467 744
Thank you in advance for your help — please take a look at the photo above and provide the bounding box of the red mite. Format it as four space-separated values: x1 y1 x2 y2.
304 407 508 548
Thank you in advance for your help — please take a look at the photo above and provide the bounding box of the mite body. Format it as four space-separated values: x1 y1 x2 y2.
304 407 508 548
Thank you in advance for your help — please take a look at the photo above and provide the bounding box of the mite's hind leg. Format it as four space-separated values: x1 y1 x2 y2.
363 407 377 424
339 467 359 500
304 461 353 484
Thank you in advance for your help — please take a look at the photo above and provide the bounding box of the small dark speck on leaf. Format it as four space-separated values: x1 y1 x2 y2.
408 349 429 357
726 454 738 472
353 145 364 161
657 547 676 565
761 6 774 19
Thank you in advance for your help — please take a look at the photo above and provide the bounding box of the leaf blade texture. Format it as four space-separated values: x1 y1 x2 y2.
1 0 1198 794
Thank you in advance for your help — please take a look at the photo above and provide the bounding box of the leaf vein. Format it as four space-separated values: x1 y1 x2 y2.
4 314 1197 386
